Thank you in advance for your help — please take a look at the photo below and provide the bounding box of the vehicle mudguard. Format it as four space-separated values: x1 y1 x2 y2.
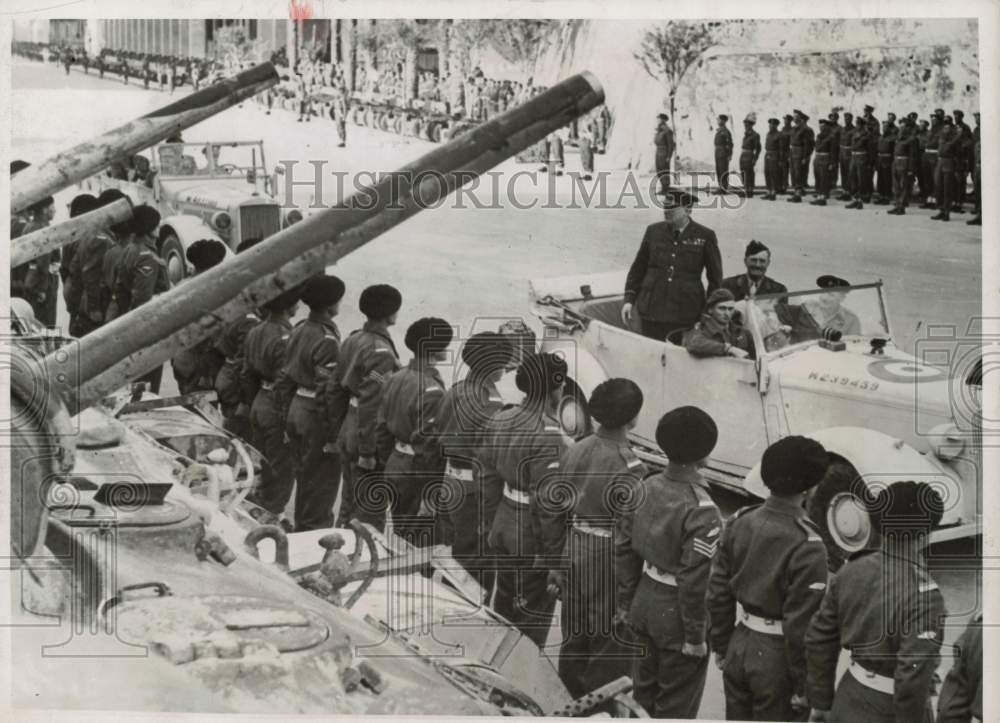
742 426 965 526
158 215 227 255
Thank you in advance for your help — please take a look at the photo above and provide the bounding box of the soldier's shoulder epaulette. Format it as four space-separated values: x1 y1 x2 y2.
619 445 645 472
795 516 824 543
914 565 940 593
691 484 717 509
730 503 762 521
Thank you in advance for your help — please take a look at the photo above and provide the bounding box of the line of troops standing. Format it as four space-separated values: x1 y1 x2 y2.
656 106 981 225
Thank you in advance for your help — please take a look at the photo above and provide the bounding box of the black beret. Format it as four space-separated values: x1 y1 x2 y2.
843 111 853 118
933 108 944 116
515 352 567 398
69 193 100 218
953 109 964 118
828 111 839 119
817 274 850 289
657 113 669 121
589 378 643 428
236 237 262 253
745 239 770 257
166 132 184 143
866 480 944 530
793 109 804 118
718 114 728 122
819 118 830 126
26 196 54 216
129 204 161 235
10 160 30 174
864 104 875 112
260 285 302 313
359 284 402 320
97 188 129 207
461 332 514 374
655 406 717 463
185 238 227 273
767 117 779 125
404 316 453 354
760 436 829 495
300 274 346 309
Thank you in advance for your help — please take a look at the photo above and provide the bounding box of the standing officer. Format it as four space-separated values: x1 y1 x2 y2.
616 406 722 719
787 110 814 203
845 117 871 210
778 114 793 194
862 104 880 196
810 119 834 206
654 113 675 192
215 237 263 440
936 613 983 723
241 286 302 522
920 109 944 208
805 481 946 723
762 118 782 200
141 54 151 90
888 116 920 216
281 274 346 532
543 378 648 698
968 112 981 226
874 120 896 205
715 115 734 193
824 112 841 192
112 205 168 392
170 239 228 395
932 115 959 222
836 113 855 200
96 52 104 79
623 189 723 342
332 86 348 148
62 193 102 336
708 436 830 721
479 352 570 648
436 332 515 591
376 317 453 535
96 189 133 322
11 196 57 328
739 113 762 198
579 125 596 181
328 284 403 529
953 109 974 213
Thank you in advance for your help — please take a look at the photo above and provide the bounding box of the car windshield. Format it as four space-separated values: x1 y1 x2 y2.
744 283 889 354
157 142 266 178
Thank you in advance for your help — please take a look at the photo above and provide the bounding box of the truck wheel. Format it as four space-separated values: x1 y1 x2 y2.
557 379 592 441
806 458 871 571
159 232 186 287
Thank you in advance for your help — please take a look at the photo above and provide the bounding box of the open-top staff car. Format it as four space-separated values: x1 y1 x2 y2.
529 271 982 569
82 140 301 285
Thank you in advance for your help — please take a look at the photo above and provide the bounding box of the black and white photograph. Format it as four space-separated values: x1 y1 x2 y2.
3 2 996 721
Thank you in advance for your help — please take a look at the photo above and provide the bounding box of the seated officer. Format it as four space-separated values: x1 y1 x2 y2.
684 289 752 359
721 239 788 301
780 275 862 344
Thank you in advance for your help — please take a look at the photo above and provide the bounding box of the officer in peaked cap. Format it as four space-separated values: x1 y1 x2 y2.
763 118 782 199
806 481 946 723
826 111 842 190
788 110 815 202
778 114 794 193
715 114 734 192
282 273 347 531
616 406 722 717
810 118 835 205
709 436 830 721
739 113 762 198
721 239 788 301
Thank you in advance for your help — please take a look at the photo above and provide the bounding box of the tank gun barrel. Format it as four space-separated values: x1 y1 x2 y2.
48 71 605 415
10 198 132 267
11 63 279 215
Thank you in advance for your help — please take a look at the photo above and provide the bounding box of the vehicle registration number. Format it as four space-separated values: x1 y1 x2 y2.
808 372 879 391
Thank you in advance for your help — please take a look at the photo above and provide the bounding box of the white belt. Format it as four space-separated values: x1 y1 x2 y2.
349 397 358 408
394 440 415 456
444 461 474 482
848 662 894 695
260 381 275 391
572 519 613 538
739 610 783 636
642 561 677 586
295 388 317 399
224 357 239 364
503 483 530 506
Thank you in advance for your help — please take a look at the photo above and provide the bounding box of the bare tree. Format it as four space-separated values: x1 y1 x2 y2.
373 19 444 105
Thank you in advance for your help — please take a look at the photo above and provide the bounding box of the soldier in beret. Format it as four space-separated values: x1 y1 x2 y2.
654 113 675 192
836 113 855 200
715 115 734 193
874 119 897 205
968 111 981 226
478 352 572 647
762 118 782 200
787 110 815 203
11 195 57 328
722 239 788 301
616 406 722 718
375 317 454 533
328 284 403 529
845 117 872 209
683 289 752 359
436 332 516 592
96 189 134 323
170 239 228 396
932 116 960 222
542 378 648 697
937 612 983 723
708 436 830 721
810 118 835 206
241 285 302 523
920 109 945 209
623 189 723 341
888 115 920 216
806 481 947 723
62 193 102 336
279 273 347 531
739 113 762 198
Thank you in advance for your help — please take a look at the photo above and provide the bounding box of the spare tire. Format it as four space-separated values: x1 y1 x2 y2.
805 457 871 572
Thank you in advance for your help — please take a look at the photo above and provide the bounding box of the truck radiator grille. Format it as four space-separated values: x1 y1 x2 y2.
240 205 280 242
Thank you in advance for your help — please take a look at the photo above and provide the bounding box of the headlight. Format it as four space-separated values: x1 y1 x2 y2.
211 211 232 231
284 209 303 226
927 422 965 461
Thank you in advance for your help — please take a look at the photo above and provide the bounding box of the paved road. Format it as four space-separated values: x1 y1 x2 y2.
11 58 983 719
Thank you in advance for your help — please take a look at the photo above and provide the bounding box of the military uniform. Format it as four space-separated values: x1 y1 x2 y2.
624 219 723 341
720 273 787 302
376 359 447 533
327 323 401 528
708 499 828 721
683 313 752 357
891 125 920 213
971 124 981 221
934 123 961 221
214 312 260 439
242 317 295 515
875 130 896 203
848 123 872 206
921 119 943 206
954 115 974 210
937 614 983 723
715 124 734 191
654 123 674 188
479 405 570 648
279 312 342 531
616 463 722 718
827 119 842 189
838 121 855 198
812 123 835 202
65 231 115 337
778 120 793 193
763 124 782 198
789 121 815 199
113 234 168 392
805 547 946 723
100 236 129 322
543 428 648 698
864 113 880 194
172 335 225 396
739 125 762 197
11 218 59 328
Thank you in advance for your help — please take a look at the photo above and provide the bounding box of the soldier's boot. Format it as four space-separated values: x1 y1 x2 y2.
810 197 827 206
920 200 936 209
952 205 965 214
787 193 802 203
967 215 981 225
874 196 891 205
887 207 903 215
931 211 950 221
845 200 860 209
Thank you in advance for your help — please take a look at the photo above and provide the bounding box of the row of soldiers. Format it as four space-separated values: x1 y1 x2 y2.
710 106 982 224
